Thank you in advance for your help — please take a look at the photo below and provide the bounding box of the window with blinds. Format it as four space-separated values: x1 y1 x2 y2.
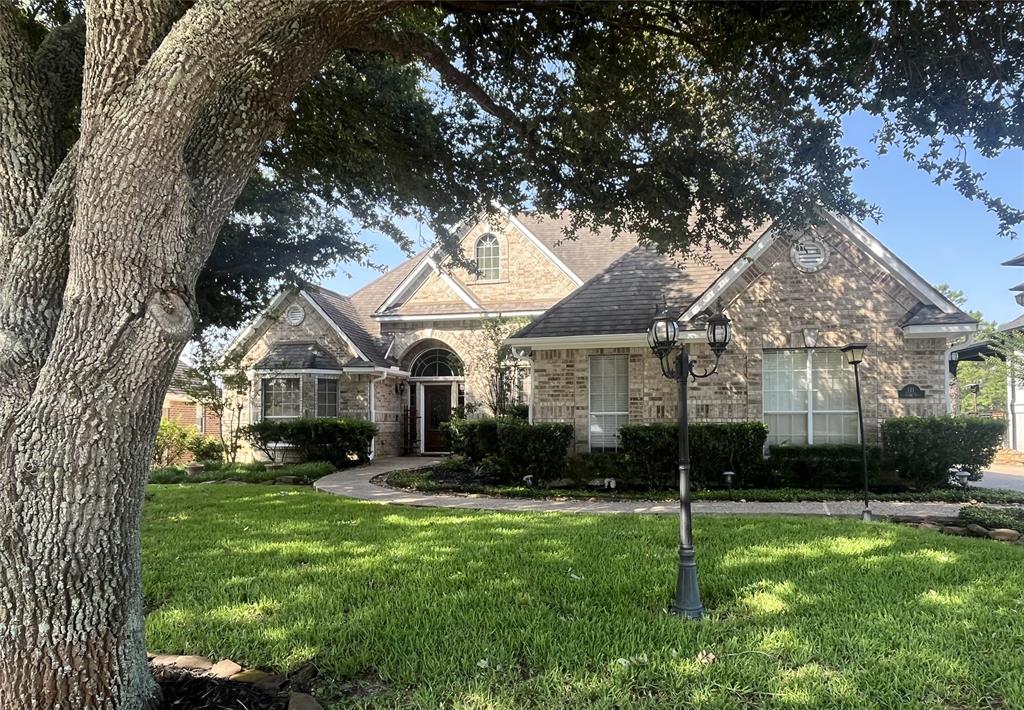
589 355 628 452
316 377 339 418
763 349 859 445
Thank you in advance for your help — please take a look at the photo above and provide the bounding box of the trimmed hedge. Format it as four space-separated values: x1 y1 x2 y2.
442 417 574 483
882 416 1004 489
498 419 575 483
149 461 334 484
241 418 376 468
442 418 499 463
769 444 885 489
618 422 769 489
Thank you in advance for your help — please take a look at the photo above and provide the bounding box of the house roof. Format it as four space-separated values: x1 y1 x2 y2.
513 213 638 283
303 285 391 365
167 360 191 395
1000 313 1024 332
1003 252 1024 267
511 237 758 340
899 303 978 327
254 341 345 371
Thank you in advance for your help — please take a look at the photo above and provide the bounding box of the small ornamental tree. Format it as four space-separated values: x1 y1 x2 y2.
470 316 532 416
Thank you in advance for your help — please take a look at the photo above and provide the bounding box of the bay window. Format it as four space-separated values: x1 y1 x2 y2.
589 355 628 452
261 377 300 420
763 349 858 445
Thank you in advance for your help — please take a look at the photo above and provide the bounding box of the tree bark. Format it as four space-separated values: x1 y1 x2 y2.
0 2 392 707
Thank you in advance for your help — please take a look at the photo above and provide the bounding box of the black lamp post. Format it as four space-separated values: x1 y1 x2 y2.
841 343 871 522
648 303 731 620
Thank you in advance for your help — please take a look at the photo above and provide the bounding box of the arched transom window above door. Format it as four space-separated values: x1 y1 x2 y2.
411 348 465 378
475 233 500 281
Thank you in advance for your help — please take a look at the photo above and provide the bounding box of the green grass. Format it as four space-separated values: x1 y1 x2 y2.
143 485 1024 708
384 467 1024 504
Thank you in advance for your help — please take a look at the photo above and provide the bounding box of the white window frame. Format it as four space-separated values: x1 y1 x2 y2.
475 233 501 282
762 349 859 445
588 355 629 452
315 376 339 418
261 377 301 420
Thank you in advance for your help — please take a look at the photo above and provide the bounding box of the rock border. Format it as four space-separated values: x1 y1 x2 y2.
887 515 1024 544
149 653 324 709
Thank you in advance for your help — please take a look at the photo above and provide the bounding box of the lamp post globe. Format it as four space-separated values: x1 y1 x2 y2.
647 307 679 357
706 311 732 357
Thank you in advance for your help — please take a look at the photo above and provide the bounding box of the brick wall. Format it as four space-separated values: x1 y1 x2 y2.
531 226 950 452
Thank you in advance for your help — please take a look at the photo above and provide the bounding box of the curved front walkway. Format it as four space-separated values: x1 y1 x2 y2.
314 458 971 518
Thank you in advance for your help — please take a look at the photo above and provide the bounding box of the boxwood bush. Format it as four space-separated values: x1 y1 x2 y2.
241 418 376 468
882 416 1004 489
769 444 885 489
618 422 769 489
442 416 574 483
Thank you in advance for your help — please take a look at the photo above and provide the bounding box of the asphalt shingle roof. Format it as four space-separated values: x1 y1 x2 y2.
514 213 638 283
304 286 391 366
255 341 344 371
899 303 978 327
513 237 758 339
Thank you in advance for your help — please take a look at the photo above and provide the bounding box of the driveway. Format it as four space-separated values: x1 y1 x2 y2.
979 465 1024 493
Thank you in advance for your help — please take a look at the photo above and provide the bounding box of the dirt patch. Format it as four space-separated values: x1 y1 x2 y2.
153 666 287 710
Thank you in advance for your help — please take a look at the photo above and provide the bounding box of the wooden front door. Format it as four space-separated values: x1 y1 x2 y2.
423 384 453 452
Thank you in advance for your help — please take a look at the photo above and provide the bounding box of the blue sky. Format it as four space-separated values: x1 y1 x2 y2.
323 110 1024 325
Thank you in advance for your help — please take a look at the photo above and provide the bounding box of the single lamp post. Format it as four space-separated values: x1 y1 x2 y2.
841 343 871 522
648 303 731 619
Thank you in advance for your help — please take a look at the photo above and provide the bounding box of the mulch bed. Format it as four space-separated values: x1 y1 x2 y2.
154 667 287 710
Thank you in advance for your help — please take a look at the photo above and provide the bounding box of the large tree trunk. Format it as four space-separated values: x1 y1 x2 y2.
0 2 389 707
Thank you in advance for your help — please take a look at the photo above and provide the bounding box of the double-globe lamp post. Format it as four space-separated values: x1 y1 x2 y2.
647 304 731 620
840 343 871 522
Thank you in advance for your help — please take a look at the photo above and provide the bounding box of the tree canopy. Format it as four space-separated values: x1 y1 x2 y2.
9 1 1024 331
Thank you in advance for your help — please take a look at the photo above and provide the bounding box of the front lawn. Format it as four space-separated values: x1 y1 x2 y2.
143 485 1024 708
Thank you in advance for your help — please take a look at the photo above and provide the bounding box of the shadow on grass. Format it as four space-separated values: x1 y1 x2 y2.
142 485 1024 709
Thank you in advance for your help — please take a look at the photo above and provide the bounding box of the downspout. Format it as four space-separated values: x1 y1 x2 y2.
369 370 389 460
944 344 953 415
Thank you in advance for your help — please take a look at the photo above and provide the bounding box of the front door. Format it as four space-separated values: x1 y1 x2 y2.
423 384 453 452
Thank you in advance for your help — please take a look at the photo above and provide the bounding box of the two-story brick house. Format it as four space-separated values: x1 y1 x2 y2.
226 210 976 460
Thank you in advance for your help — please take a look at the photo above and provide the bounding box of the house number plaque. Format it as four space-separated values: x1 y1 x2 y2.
898 384 926 399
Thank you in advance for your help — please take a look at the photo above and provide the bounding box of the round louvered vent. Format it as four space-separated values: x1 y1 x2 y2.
284 304 305 326
790 237 829 273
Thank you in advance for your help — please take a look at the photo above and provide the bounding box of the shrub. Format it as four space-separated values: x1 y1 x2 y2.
241 418 376 467
442 417 499 462
497 419 574 484
769 444 886 489
278 418 376 468
619 422 768 490
153 420 192 465
186 435 224 463
883 416 1004 489
565 453 626 486
240 420 292 462
959 505 1024 531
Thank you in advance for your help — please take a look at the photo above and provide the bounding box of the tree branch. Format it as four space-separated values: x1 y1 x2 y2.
354 26 530 138
33 14 86 132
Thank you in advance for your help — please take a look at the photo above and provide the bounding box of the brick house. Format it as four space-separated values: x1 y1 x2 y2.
159 360 223 462
225 212 632 458
226 210 977 460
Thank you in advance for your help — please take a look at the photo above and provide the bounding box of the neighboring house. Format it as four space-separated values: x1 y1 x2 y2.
226 210 976 460
162 360 222 436
507 212 976 452
992 252 1024 450
224 212 634 458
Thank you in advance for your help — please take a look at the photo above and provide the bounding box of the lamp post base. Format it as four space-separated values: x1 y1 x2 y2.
669 544 704 620
861 508 873 522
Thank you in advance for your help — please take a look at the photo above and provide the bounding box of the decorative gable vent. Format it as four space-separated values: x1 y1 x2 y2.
790 237 829 273
284 303 305 326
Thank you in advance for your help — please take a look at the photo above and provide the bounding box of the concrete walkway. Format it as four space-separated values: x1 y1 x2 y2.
315 458 974 519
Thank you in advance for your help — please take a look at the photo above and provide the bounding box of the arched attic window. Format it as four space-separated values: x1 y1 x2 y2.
475 233 500 281
411 348 465 378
